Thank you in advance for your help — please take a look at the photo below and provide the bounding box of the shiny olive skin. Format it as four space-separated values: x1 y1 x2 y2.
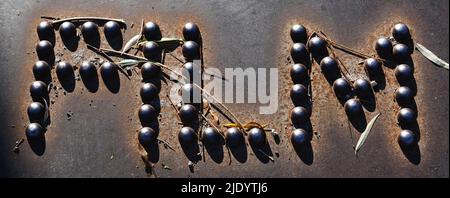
320 56 341 80
139 104 158 125
56 61 74 80
36 40 54 60
364 58 383 81
30 81 48 99
308 36 327 58
26 123 44 140
398 129 416 146
290 106 310 126
37 21 54 41
290 43 309 64
290 24 308 44
397 108 416 126
225 127 245 148
392 23 412 42
395 86 414 106
183 22 201 42
183 62 201 80
138 127 159 147
374 37 393 59
291 128 308 145
27 102 46 124
59 21 77 40
178 104 198 124
393 44 411 63
103 21 122 38
33 61 51 81
344 99 363 117
143 22 162 41
248 127 267 147
178 126 197 145
143 41 162 62
202 127 224 146
79 61 97 79
333 78 353 100
140 83 160 102
100 62 118 79
141 62 161 80
395 64 414 84
290 84 308 105
81 21 99 40
353 79 373 99
290 63 309 84
182 41 200 61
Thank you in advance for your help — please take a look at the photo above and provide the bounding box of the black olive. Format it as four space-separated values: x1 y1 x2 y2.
143 22 162 41
178 104 198 124
27 102 46 124
100 62 118 79
81 21 99 41
308 36 327 59
181 83 200 103
398 129 416 146
333 78 352 100
374 37 393 59
140 82 160 102
364 58 383 81
202 127 224 146
344 99 363 117
392 23 411 42
248 127 267 147
225 127 245 148
290 63 309 84
395 86 414 106
393 44 411 63
320 56 341 80
143 41 162 62
56 61 74 80
183 62 201 80
290 24 308 44
178 126 197 145
397 108 416 126
103 21 122 38
37 21 54 41
139 104 158 125
183 22 201 42
36 40 53 60
291 128 308 145
353 79 373 99
141 62 161 80
26 123 44 140
138 127 158 147
394 64 414 84
59 21 77 40
290 43 309 64
79 61 97 80
32 61 51 81
290 106 310 126
182 41 200 61
290 84 308 105
29 81 48 99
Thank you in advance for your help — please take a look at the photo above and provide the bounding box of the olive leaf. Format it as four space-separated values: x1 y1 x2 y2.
118 59 144 68
138 37 184 52
415 43 449 70
355 113 381 155
122 34 142 53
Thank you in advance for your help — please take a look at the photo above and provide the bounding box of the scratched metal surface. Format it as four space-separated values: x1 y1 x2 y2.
0 0 448 178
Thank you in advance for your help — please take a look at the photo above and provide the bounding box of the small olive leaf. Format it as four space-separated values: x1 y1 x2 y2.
122 34 142 53
156 37 184 50
223 123 240 128
118 59 140 67
415 43 449 70
355 113 381 155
